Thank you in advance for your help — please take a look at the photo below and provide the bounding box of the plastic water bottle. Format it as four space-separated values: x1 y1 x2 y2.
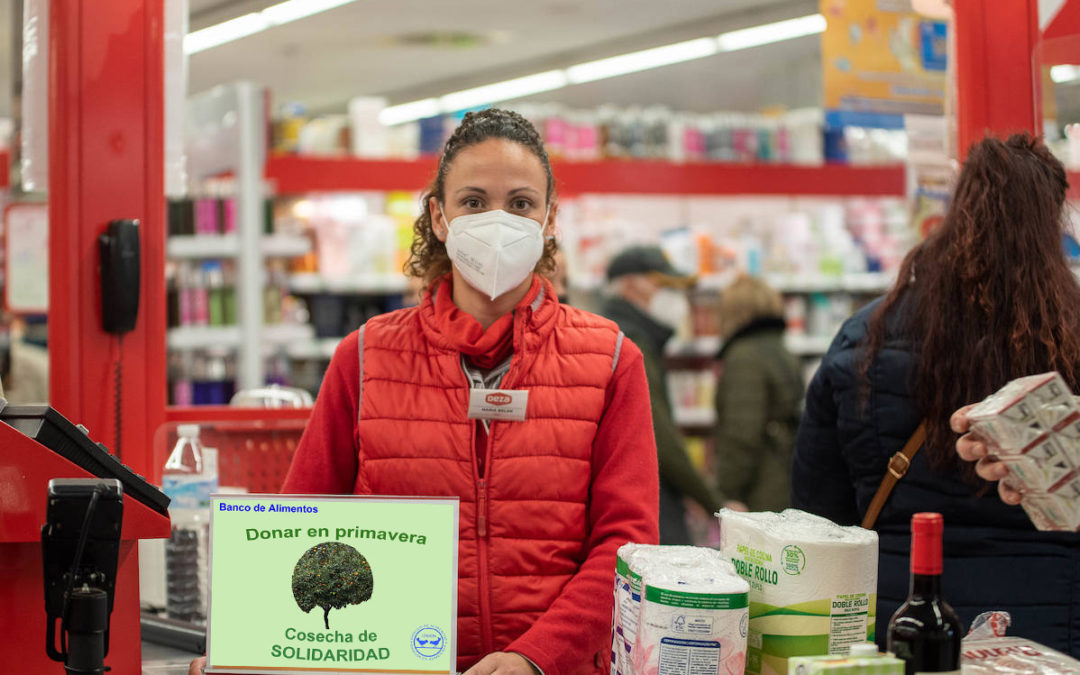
162 424 218 624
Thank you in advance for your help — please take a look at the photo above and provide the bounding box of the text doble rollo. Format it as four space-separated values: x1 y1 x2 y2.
272 627 391 662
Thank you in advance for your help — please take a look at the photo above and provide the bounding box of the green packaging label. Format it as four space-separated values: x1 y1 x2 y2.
643 586 749 610
729 546 876 675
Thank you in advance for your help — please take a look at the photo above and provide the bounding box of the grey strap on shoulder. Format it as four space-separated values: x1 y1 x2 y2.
357 324 366 422
612 331 625 374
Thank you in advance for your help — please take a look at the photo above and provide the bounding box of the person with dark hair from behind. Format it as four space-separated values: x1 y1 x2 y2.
792 133 1080 655
602 246 746 545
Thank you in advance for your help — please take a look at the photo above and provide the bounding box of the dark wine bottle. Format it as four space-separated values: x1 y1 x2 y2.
887 512 962 675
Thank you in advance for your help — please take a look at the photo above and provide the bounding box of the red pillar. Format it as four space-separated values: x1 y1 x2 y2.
953 0 1041 156
49 0 166 478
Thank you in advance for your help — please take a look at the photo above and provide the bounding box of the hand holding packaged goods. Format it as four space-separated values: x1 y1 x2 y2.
965 372 1080 530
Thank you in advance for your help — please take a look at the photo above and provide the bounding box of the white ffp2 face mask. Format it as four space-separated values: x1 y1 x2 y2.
648 286 691 332
441 206 548 301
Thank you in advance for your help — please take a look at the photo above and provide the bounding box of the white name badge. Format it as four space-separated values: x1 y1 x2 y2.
467 389 529 422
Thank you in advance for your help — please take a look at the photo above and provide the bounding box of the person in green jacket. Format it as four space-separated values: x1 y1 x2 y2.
713 275 804 512
601 246 744 544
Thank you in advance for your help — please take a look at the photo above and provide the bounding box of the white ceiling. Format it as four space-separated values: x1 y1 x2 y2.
187 0 822 114
0 0 822 123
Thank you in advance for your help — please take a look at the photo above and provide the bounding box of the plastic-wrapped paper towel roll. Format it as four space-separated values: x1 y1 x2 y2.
611 544 749 675
612 544 710 675
718 509 878 675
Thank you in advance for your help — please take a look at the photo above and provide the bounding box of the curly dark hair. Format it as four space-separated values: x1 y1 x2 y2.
862 133 1080 475
405 108 558 288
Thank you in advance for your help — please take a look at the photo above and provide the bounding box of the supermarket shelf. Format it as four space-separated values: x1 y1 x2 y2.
287 337 343 360
1068 174 1080 201
764 271 895 293
261 235 312 258
168 323 314 350
266 155 906 197
784 333 834 356
289 273 409 295
167 325 242 350
263 322 316 345
168 234 240 258
579 271 894 294
167 234 312 259
698 271 895 293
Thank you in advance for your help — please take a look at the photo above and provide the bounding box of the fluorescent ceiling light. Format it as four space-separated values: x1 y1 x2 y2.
262 0 355 24
185 13 269 54
566 38 718 84
1051 64 1080 84
186 0 358 54
377 12 827 125
379 98 440 126
717 13 826 52
439 71 568 112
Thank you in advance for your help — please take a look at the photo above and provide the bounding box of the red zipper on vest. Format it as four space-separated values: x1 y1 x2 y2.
477 478 488 537
476 426 494 655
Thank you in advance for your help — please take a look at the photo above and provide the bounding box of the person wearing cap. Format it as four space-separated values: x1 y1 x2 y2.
601 245 745 545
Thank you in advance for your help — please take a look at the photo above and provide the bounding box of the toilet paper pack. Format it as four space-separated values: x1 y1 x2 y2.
611 544 749 675
612 544 648 675
718 509 879 675
635 571 749 675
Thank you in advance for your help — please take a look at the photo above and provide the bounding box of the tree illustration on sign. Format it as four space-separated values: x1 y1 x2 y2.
292 542 374 629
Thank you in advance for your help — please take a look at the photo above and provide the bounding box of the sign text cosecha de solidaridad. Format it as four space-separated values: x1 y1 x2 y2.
272 627 390 663
219 502 429 545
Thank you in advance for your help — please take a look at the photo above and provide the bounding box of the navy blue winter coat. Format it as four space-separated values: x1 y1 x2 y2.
793 296 1080 655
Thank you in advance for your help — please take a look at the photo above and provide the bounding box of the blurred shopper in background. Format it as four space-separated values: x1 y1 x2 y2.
712 275 802 512
791 133 1080 654
601 245 744 545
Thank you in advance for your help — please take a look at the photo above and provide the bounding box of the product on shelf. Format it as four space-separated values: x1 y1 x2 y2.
167 260 238 329
274 99 915 166
966 372 1080 531
168 349 237 406
277 192 415 285
559 195 911 294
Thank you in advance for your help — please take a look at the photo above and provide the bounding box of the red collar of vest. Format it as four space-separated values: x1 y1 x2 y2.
418 273 560 363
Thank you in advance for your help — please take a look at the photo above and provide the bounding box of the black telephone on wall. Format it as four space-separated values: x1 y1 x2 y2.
98 219 140 334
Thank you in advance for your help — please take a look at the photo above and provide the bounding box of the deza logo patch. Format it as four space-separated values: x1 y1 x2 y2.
485 392 512 406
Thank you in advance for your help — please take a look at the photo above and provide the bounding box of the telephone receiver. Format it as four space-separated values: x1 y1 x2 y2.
98 219 140 334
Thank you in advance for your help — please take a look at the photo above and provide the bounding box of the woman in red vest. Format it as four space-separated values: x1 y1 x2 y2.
279 108 659 675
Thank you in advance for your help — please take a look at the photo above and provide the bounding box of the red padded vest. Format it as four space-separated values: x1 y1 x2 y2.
355 278 626 670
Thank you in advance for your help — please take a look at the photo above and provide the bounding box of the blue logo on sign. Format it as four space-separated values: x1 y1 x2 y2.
411 625 446 660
